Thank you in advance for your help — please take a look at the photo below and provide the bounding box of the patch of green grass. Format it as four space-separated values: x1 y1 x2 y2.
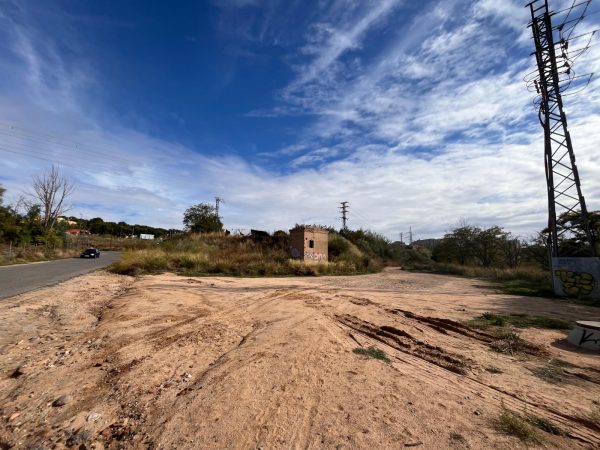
497 408 542 443
468 312 572 331
353 346 390 363
485 366 503 374
497 279 555 298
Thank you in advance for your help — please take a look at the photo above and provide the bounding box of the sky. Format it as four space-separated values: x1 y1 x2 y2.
0 0 599 240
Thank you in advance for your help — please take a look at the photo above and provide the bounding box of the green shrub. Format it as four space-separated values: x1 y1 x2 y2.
497 408 542 443
353 346 390 362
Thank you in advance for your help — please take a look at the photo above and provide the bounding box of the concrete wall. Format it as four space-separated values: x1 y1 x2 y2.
290 227 328 263
552 257 600 298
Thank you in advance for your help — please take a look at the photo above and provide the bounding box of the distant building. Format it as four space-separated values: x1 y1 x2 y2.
58 217 78 227
139 234 155 240
289 226 328 263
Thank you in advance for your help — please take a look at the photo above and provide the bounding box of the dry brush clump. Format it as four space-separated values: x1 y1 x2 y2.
110 233 380 277
0 243 82 266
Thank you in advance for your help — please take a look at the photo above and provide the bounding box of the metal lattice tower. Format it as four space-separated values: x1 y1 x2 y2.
527 0 596 257
339 201 349 230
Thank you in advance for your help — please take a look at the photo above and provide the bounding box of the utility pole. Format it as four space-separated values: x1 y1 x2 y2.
400 232 403 244
339 201 349 230
409 227 413 245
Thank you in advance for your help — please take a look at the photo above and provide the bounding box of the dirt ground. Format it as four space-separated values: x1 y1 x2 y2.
1 268 599 449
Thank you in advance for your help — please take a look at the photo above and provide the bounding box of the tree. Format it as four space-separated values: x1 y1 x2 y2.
504 236 524 268
432 225 479 265
473 226 507 267
183 203 223 233
30 165 74 231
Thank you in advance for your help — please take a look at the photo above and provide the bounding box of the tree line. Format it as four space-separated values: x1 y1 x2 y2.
0 166 176 247
430 212 599 269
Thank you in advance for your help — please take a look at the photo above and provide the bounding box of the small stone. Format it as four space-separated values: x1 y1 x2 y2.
86 412 102 423
473 410 481 416
52 395 73 407
8 412 21 422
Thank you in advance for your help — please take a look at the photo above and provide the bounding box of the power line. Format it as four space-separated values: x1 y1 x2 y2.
0 123 139 165
352 209 380 232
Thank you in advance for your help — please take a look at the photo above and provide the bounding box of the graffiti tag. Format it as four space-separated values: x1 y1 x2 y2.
554 270 595 296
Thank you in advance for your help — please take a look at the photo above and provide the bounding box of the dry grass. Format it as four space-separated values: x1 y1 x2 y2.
0 235 158 266
110 233 380 277
0 245 81 266
489 330 545 356
431 263 554 297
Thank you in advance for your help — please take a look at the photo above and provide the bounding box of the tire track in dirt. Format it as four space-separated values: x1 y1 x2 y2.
334 314 600 447
335 313 469 374
388 308 496 342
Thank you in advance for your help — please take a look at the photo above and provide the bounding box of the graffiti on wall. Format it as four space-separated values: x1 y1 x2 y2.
554 270 596 296
290 248 326 261
304 252 326 261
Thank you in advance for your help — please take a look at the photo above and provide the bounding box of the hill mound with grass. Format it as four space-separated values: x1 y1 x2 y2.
110 231 382 276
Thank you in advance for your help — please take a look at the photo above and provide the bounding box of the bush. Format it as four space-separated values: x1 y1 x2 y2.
497 409 542 443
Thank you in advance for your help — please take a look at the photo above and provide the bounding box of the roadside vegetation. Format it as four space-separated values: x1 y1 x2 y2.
110 231 383 276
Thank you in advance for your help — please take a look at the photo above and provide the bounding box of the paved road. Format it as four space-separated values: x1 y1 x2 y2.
0 252 121 299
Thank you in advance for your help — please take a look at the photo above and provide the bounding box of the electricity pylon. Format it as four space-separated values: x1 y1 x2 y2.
527 0 596 257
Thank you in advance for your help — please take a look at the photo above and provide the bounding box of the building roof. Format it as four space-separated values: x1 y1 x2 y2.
289 225 328 234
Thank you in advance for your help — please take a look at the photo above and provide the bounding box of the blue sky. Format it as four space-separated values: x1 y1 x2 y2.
0 0 599 239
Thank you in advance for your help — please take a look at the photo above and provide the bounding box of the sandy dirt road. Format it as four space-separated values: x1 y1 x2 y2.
1 268 599 449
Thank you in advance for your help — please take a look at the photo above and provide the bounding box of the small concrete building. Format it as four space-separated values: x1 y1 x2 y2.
290 226 328 263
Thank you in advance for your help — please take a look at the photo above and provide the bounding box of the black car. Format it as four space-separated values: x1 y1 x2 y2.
80 248 100 259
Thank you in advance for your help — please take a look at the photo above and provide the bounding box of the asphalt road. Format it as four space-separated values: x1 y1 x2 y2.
0 251 121 299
